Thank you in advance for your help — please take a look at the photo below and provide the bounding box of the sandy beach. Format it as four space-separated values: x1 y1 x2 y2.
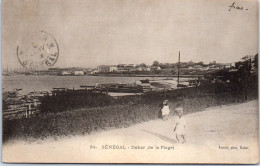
2 100 259 164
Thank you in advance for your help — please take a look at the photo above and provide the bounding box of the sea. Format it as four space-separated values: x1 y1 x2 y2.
2 75 190 95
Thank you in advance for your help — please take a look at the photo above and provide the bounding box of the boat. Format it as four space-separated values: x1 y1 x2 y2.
13 88 22 91
177 84 188 88
80 85 95 90
95 83 144 93
140 79 150 83
149 81 175 89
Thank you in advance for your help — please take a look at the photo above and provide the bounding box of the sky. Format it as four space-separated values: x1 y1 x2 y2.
2 0 258 69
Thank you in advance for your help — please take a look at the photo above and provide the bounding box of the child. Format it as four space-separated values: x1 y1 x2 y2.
161 100 170 120
174 106 186 143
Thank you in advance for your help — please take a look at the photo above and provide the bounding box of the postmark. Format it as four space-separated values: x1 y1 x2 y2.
17 31 59 70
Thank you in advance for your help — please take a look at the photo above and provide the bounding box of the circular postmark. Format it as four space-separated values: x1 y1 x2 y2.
17 31 59 70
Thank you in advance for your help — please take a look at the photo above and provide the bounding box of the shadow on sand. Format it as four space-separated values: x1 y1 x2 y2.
141 129 177 144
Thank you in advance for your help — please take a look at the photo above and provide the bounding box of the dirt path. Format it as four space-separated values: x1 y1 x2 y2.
2 100 259 164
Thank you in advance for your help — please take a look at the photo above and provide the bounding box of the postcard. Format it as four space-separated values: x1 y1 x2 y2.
2 0 259 164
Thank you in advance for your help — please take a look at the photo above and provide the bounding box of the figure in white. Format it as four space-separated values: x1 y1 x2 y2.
174 106 186 143
161 100 170 120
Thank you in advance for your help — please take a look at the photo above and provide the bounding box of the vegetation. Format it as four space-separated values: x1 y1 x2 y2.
39 90 117 113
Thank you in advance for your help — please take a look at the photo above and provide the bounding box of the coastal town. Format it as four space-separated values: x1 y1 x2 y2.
3 56 257 76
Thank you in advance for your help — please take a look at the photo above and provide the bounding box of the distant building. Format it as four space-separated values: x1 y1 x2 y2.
117 64 126 67
109 66 118 72
116 64 135 72
74 70 84 75
61 71 71 75
136 66 148 71
224 63 232 69
202 66 209 70
136 66 142 71
209 65 220 70
97 65 111 73
117 67 128 72
124 64 135 71
97 65 118 73
150 66 161 70
146 67 151 71
90 69 98 74
193 65 203 70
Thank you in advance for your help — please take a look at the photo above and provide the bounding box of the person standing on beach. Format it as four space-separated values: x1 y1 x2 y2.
174 106 186 143
161 100 170 120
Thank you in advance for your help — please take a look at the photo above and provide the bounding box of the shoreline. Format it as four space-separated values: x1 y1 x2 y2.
2 74 204 78
87 74 203 78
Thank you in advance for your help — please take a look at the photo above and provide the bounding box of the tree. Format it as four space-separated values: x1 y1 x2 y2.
152 61 159 67
235 61 243 69
237 57 252 101
253 53 258 69
159 63 166 69
139 63 147 67
209 61 216 65
197 61 204 66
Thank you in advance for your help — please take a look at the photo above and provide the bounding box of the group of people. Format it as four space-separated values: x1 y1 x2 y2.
160 100 186 144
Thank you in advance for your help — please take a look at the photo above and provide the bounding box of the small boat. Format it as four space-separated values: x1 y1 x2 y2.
150 81 174 89
95 83 144 93
177 84 188 88
14 88 22 91
162 78 174 80
140 79 149 83
52 88 67 91
80 85 95 89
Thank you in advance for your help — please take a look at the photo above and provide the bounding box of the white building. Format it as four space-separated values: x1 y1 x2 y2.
97 65 110 73
90 69 98 74
192 65 203 70
109 66 118 72
74 70 84 75
61 71 71 75
97 65 118 73
224 63 232 69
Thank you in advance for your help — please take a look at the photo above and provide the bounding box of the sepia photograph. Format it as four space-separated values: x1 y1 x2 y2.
1 0 259 164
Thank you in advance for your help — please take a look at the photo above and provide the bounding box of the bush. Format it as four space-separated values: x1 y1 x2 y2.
39 90 117 113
